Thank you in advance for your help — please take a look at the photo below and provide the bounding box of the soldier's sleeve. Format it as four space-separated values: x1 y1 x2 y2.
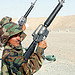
2 47 45 75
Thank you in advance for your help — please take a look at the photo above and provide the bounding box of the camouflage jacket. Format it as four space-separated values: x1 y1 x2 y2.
1 44 45 75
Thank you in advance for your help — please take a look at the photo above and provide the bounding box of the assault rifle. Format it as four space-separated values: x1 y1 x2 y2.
24 0 65 62
18 0 37 26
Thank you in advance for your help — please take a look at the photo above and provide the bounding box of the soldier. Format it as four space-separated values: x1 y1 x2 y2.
0 16 28 74
1 22 47 75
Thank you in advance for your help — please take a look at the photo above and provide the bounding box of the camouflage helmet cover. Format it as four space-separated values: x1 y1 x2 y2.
0 22 26 44
0 16 12 25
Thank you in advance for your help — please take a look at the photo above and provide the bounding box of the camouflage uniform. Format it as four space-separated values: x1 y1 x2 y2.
1 22 45 75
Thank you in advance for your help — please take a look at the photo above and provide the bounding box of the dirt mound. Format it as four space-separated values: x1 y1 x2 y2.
0 15 75 31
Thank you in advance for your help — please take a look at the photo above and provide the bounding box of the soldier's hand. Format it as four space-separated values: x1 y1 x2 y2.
37 40 47 49
22 23 26 31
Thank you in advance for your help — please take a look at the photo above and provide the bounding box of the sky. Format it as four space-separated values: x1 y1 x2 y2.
0 0 75 18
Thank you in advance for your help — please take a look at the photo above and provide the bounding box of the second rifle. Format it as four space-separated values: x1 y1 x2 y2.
18 0 37 26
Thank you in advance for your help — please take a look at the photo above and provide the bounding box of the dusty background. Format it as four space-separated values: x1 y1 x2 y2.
0 15 75 75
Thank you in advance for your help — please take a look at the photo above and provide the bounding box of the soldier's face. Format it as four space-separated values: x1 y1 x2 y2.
8 33 21 47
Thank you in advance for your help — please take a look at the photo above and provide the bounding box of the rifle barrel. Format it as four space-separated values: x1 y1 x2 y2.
24 0 37 18
44 2 63 28
24 5 34 18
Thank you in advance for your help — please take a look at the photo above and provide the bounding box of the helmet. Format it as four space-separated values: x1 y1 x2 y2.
0 16 12 25
0 22 26 44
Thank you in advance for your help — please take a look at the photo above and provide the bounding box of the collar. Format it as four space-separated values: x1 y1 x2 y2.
6 42 22 50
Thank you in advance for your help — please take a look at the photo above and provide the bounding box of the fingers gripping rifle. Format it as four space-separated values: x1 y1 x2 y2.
18 0 37 26
23 0 65 62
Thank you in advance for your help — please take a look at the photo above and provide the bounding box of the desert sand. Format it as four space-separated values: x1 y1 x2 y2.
0 15 75 75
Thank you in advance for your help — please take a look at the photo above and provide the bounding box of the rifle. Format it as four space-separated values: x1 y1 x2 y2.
23 0 65 62
18 0 37 26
